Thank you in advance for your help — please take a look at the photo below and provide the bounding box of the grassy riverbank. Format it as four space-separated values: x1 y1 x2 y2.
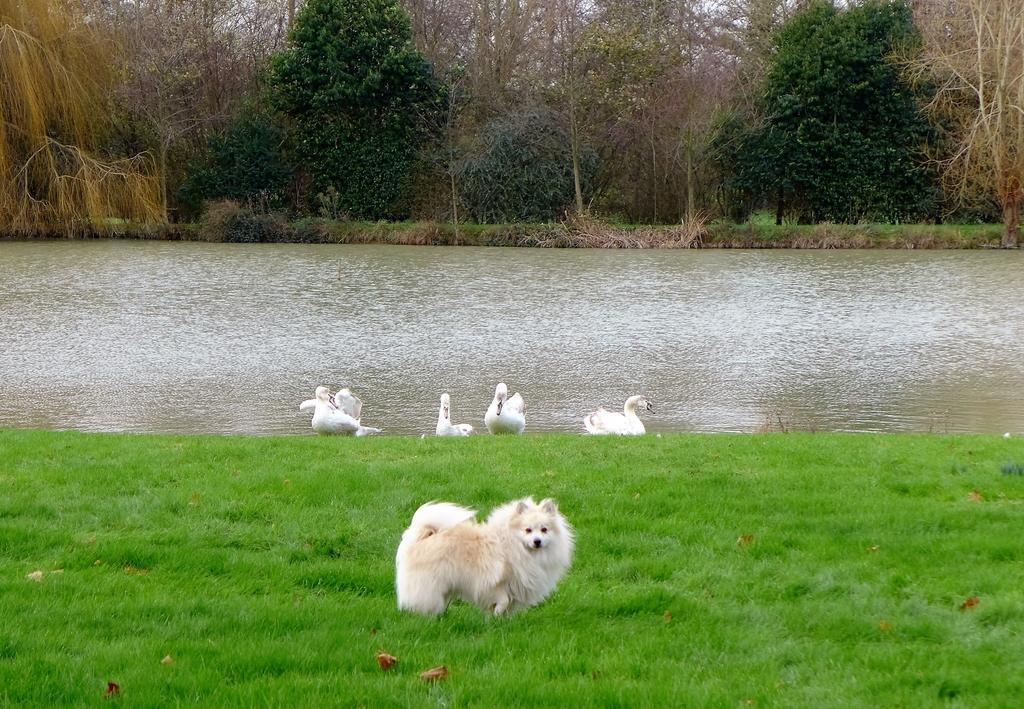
267 218 1009 249
3 219 1014 249
2 429 1023 705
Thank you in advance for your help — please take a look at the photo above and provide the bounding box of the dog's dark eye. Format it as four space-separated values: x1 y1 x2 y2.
541 527 548 533
525 528 532 533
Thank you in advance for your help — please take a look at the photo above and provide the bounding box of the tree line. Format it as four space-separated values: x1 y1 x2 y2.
1 0 1021 246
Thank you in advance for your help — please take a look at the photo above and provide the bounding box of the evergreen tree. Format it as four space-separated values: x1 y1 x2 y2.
730 0 937 223
269 0 441 219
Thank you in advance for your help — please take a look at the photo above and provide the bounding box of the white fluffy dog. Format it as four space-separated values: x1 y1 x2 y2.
395 497 574 615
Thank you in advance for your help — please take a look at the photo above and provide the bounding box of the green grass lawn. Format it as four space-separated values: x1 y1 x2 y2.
1 430 1022 706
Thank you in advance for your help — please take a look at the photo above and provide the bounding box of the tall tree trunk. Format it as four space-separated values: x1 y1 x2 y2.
1003 196 1020 248
449 170 460 243
288 0 296 26
650 122 658 223
445 75 461 241
158 141 170 221
775 188 784 226
684 129 695 223
570 101 584 215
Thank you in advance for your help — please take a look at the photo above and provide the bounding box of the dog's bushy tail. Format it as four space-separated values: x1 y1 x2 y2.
406 501 476 541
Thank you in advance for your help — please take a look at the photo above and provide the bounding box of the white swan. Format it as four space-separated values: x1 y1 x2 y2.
300 386 381 436
584 395 653 435
485 382 526 434
299 388 361 418
332 388 363 420
436 392 474 436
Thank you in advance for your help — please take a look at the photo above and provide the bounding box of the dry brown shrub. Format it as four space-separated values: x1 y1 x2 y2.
197 200 293 243
545 211 710 249
541 213 640 248
665 211 710 248
396 221 444 245
789 224 867 249
897 231 938 250
198 200 245 241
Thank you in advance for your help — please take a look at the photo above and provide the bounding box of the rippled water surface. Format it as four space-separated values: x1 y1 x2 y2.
1 241 1022 435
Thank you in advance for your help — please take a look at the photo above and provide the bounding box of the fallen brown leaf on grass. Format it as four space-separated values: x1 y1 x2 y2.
960 595 980 610
737 534 754 546
419 666 449 682
663 610 673 622
376 651 397 670
161 655 173 665
878 620 892 633
968 490 983 502
26 570 43 582
867 545 880 553
105 681 120 697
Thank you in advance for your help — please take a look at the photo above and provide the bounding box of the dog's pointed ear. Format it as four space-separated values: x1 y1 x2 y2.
540 498 557 514
515 500 529 514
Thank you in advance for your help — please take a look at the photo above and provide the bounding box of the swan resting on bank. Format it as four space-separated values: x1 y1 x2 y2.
485 382 526 434
436 392 474 436
583 395 653 435
299 386 381 436
332 388 362 420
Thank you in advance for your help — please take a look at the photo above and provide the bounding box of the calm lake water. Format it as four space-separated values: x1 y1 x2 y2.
1 241 1022 435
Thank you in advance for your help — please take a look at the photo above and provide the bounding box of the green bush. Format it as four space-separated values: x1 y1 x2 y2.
458 108 598 223
292 219 335 244
180 108 293 217
198 200 294 243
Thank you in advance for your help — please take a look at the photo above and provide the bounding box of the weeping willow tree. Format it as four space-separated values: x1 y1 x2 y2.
0 0 162 235
909 0 1024 247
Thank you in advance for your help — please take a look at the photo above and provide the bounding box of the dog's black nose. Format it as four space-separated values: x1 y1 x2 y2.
533 538 542 548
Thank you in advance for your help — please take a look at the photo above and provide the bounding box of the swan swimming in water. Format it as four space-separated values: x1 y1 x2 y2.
436 392 474 436
300 386 381 436
584 395 653 435
485 382 526 434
